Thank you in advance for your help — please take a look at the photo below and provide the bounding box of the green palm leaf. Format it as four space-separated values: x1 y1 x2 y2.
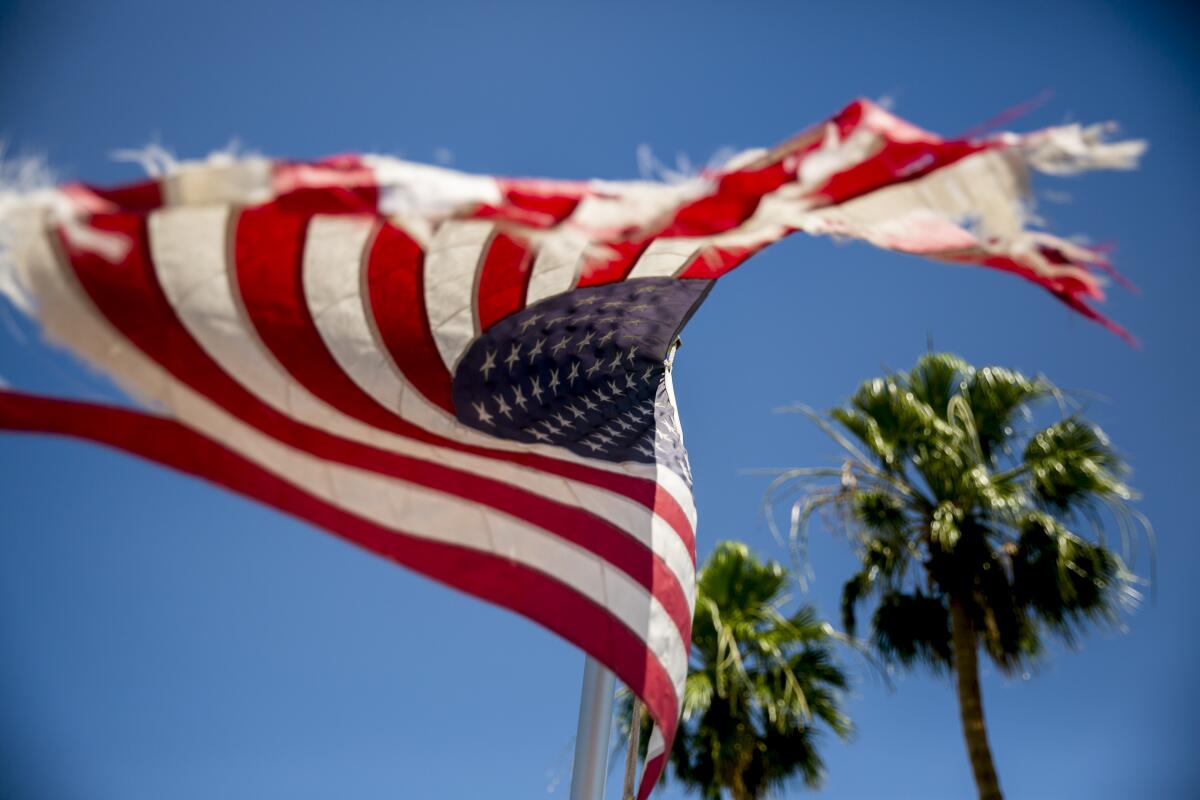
766 352 1148 800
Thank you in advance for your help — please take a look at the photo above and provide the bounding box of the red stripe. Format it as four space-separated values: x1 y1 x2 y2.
677 245 755 280
64 179 163 214
475 231 534 330
575 237 654 288
0 388 680 756
950 251 1133 344
813 138 988 207
365 221 457 413
638 751 669 800
63 212 693 643
272 156 379 215
478 178 585 229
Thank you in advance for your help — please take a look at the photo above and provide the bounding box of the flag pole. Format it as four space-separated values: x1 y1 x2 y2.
568 655 615 800
621 698 644 799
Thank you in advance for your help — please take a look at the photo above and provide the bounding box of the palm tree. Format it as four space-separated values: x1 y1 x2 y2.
623 541 851 800
767 353 1144 800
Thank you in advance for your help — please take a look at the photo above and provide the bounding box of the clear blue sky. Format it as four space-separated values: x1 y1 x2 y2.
1 1 1197 798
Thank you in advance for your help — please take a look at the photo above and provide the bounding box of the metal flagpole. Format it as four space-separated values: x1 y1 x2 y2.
621 698 644 799
568 655 616 800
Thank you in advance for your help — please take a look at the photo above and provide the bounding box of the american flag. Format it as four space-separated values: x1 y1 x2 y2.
0 99 1140 798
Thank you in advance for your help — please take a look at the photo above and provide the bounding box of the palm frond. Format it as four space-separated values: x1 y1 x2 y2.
906 352 972 418
670 541 852 798
1024 417 1132 510
765 352 1146 678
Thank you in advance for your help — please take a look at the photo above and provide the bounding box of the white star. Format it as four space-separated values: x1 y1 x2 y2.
551 336 570 356
494 392 512 419
517 313 543 333
512 384 528 411
625 372 637 390
505 343 521 371
575 330 595 351
583 440 604 452
615 418 635 432
586 360 603 378
567 361 581 385
595 431 615 445
602 300 624 309
594 386 610 403
606 379 621 396
567 404 586 420
634 442 654 457
598 329 617 346
547 314 571 326
481 350 497 379
473 401 493 426
625 346 638 363
548 368 561 393
552 411 571 429
582 396 598 411
609 352 623 370
577 296 601 306
530 429 551 442
642 366 655 382
528 337 546 362
628 303 651 312
543 419 563 437
530 375 544 403
633 285 656 295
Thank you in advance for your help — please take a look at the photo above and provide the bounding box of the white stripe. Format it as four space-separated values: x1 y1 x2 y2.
658 354 696 535
363 155 503 219
143 208 696 607
524 233 588 305
644 726 666 760
162 157 274 207
627 237 701 280
20 222 690 699
574 179 711 232
423 220 493 372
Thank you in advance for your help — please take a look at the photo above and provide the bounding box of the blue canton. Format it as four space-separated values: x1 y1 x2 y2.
452 277 711 484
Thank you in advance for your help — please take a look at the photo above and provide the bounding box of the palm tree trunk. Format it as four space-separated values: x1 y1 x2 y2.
728 742 755 800
949 595 1003 800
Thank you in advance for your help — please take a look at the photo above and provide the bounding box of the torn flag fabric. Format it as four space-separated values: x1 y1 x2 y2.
0 99 1142 798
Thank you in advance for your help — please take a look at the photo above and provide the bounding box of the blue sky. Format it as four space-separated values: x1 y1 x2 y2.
1 1 1197 798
